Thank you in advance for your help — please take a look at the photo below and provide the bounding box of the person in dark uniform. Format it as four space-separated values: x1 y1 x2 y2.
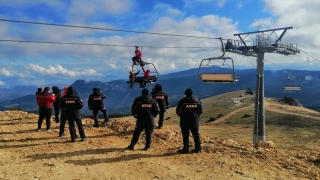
150 84 169 129
127 88 160 151
58 86 68 137
60 86 87 142
36 87 55 131
176 88 203 154
52 86 61 123
88 88 110 127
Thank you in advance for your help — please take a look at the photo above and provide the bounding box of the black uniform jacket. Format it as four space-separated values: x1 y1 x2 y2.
131 95 160 126
88 92 106 109
176 95 203 128
150 90 169 112
60 87 83 118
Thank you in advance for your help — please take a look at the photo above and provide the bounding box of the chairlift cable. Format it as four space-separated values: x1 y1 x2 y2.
264 59 290 71
109 90 131 115
0 39 217 49
299 49 320 63
0 18 221 40
0 18 248 42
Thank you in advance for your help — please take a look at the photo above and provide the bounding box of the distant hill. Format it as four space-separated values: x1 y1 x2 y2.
0 68 319 114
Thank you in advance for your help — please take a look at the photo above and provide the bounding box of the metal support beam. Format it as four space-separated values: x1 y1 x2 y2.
257 53 265 142
234 27 293 36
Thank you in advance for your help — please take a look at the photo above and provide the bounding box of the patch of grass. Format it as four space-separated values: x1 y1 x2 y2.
242 114 251 118
206 117 216 122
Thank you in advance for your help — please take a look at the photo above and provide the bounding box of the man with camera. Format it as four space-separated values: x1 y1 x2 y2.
36 87 55 131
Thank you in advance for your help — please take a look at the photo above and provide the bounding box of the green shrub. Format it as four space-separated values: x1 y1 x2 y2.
207 117 216 122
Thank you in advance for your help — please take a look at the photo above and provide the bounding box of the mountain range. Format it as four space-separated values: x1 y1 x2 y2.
0 67 319 114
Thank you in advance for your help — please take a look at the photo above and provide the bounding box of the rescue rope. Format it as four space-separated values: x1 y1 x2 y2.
109 90 131 115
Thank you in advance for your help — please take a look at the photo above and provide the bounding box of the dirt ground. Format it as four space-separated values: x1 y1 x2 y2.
0 106 319 180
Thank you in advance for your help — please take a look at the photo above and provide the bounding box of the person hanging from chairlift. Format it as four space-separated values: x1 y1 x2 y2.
225 39 233 49
132 45 144 66
128 70 140 88
139 66 150 88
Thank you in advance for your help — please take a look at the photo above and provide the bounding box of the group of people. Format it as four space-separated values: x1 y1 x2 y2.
129 45 151 88
35 83 203 153
34 45 203 153
127 85 203 153
36 86 109 142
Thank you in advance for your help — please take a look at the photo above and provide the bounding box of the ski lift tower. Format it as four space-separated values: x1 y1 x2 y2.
225 27 300 145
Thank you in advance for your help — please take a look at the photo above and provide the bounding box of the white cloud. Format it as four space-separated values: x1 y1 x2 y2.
183 0 226 8
305 75 312 80
26 64 103 77
0 80 5 85
0 68 13 76
66 0 134 22
217 0 226 7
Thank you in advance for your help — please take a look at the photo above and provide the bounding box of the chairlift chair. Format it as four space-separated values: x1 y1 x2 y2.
283 78 302 91
127 62 159 86
198 57 239 83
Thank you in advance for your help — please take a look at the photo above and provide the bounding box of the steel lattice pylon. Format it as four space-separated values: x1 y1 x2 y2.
224 27 300 145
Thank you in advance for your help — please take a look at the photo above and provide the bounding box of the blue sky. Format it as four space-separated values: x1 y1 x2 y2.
0 0 319 87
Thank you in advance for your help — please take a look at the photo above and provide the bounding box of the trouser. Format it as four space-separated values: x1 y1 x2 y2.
53 106 60 123
59 109 67 135
67 116 86 140
92 107 109 126
132 56 141 64
38 107 53 130
180 127 201 150
129 125 154 148
158 110 165 128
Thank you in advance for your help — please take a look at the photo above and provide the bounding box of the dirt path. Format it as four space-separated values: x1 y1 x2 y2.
265 102 320 120
207 102 320 125
208 104 254 125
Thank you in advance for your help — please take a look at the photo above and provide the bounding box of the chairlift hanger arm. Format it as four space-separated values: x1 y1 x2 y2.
235 35 248 50
277 28 290 42
234 27 293 36
219 37 225 57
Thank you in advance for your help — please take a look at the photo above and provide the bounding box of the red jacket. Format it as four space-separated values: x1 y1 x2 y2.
135 49 142 59
37 91 56 107
142 67 150 78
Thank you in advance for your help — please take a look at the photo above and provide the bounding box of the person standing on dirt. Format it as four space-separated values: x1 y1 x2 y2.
35 88 43 105
52 86 61 123
150 84 169 129
36 87 55 132
60 86 87 142
127 88 160 151
88 88 110 127
176 88 203 154
58 86 69 137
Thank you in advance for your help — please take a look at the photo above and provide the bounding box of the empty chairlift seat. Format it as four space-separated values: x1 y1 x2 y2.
198 57 239 83
283 85 302 91
200 73 237 83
